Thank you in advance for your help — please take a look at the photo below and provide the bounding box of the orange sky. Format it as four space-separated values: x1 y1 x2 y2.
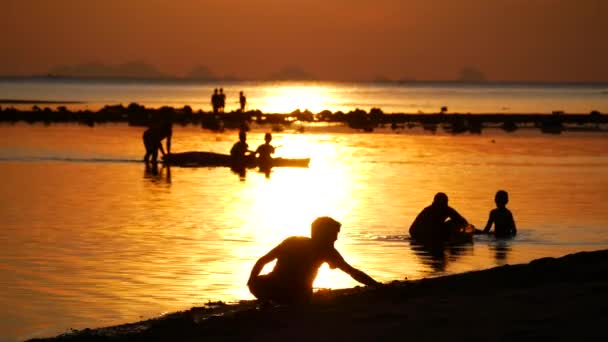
2 0 607 81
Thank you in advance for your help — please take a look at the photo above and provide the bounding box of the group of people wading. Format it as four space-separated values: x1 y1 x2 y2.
211 88 247 113
142 88 250 165
142 113 517 306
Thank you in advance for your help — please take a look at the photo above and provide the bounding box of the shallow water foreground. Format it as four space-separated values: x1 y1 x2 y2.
0 123 607 341
31 249 608 341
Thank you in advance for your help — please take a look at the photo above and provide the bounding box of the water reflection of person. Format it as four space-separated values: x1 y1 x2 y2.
248 217 381 304
490 239 511 264
144 163 171 183
409 239 473 273
409 192 469 242
143 121 172 164
230 166 247 180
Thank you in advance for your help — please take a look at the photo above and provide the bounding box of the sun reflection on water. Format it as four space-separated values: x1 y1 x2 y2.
219 133 371 291
259 85 333 113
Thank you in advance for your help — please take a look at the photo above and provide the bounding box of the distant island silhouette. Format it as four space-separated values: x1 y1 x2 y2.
2 62 604 83
33 62 499 83
458 67 487 82
265 65 318 81
49 61 169 80
43 62 319 82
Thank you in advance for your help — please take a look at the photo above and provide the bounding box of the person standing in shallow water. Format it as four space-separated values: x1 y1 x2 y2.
142 121 172 164
211 88 219 113
239 91 247 112
219 88 226 112
247 217 381 304
483 190 517 237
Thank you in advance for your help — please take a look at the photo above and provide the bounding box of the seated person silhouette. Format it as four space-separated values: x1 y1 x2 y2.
230 131 250 158
255 133 276 170
143 121 172 164
483 190 517 237
409 192 469 242
247 217 381 304
230 131 254 165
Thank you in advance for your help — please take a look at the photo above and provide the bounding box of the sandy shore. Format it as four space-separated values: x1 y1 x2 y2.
31 249 608 341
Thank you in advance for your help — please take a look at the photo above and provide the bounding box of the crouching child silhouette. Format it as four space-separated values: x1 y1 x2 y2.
247 217 381 304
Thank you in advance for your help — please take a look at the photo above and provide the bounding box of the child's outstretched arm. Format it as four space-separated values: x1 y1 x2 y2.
482 210 495 234
509 211 517 236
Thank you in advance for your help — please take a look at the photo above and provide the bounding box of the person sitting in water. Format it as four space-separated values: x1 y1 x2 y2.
143 121 172 164
247 216 381 304
483 190 517 237
255 133 276 169
230 131 252 160
409 192 469 241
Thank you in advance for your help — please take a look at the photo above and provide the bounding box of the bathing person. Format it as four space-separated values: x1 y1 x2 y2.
239 91 247 112
143 121 172 164
247 217 381 304
255 133 275 169
483 190 517 237
230 131 252 159
219 88 226 112
409 192 469 241
211 88 219 113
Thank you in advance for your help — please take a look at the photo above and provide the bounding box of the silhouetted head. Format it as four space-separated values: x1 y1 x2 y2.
220 88 224 93
432 192 449 208
240 91 243 95
495 190 509 207
239 131 247 142
264 133 272 143
214 88 218 94
311 217 341 246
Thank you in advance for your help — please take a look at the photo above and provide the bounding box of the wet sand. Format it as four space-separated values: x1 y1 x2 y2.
31 249 608 341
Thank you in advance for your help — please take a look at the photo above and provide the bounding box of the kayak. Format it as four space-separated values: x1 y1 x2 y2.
162 151 310 168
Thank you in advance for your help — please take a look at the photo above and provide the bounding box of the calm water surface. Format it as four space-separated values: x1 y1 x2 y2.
0 123 607 341
2 78 607 114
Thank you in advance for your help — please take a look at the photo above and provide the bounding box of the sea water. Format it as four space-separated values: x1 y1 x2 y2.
0 122 607 341
1 78 607 114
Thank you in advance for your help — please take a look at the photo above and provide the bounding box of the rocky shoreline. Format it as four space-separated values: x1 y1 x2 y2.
30 249 608 341
1 103 606 134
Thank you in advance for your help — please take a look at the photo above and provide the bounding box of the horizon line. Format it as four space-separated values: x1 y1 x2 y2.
1 75 607 86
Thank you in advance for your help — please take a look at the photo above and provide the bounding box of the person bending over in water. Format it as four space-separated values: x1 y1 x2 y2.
247 217 381 304
255 133 276 169
143 121 172 164
409 192 469 241
483 190 517 237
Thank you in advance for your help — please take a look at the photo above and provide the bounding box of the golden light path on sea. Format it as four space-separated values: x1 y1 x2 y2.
259 85 333 114
241 134 360 296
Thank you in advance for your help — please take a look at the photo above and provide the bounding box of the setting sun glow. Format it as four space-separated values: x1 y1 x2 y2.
260 86 332 114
